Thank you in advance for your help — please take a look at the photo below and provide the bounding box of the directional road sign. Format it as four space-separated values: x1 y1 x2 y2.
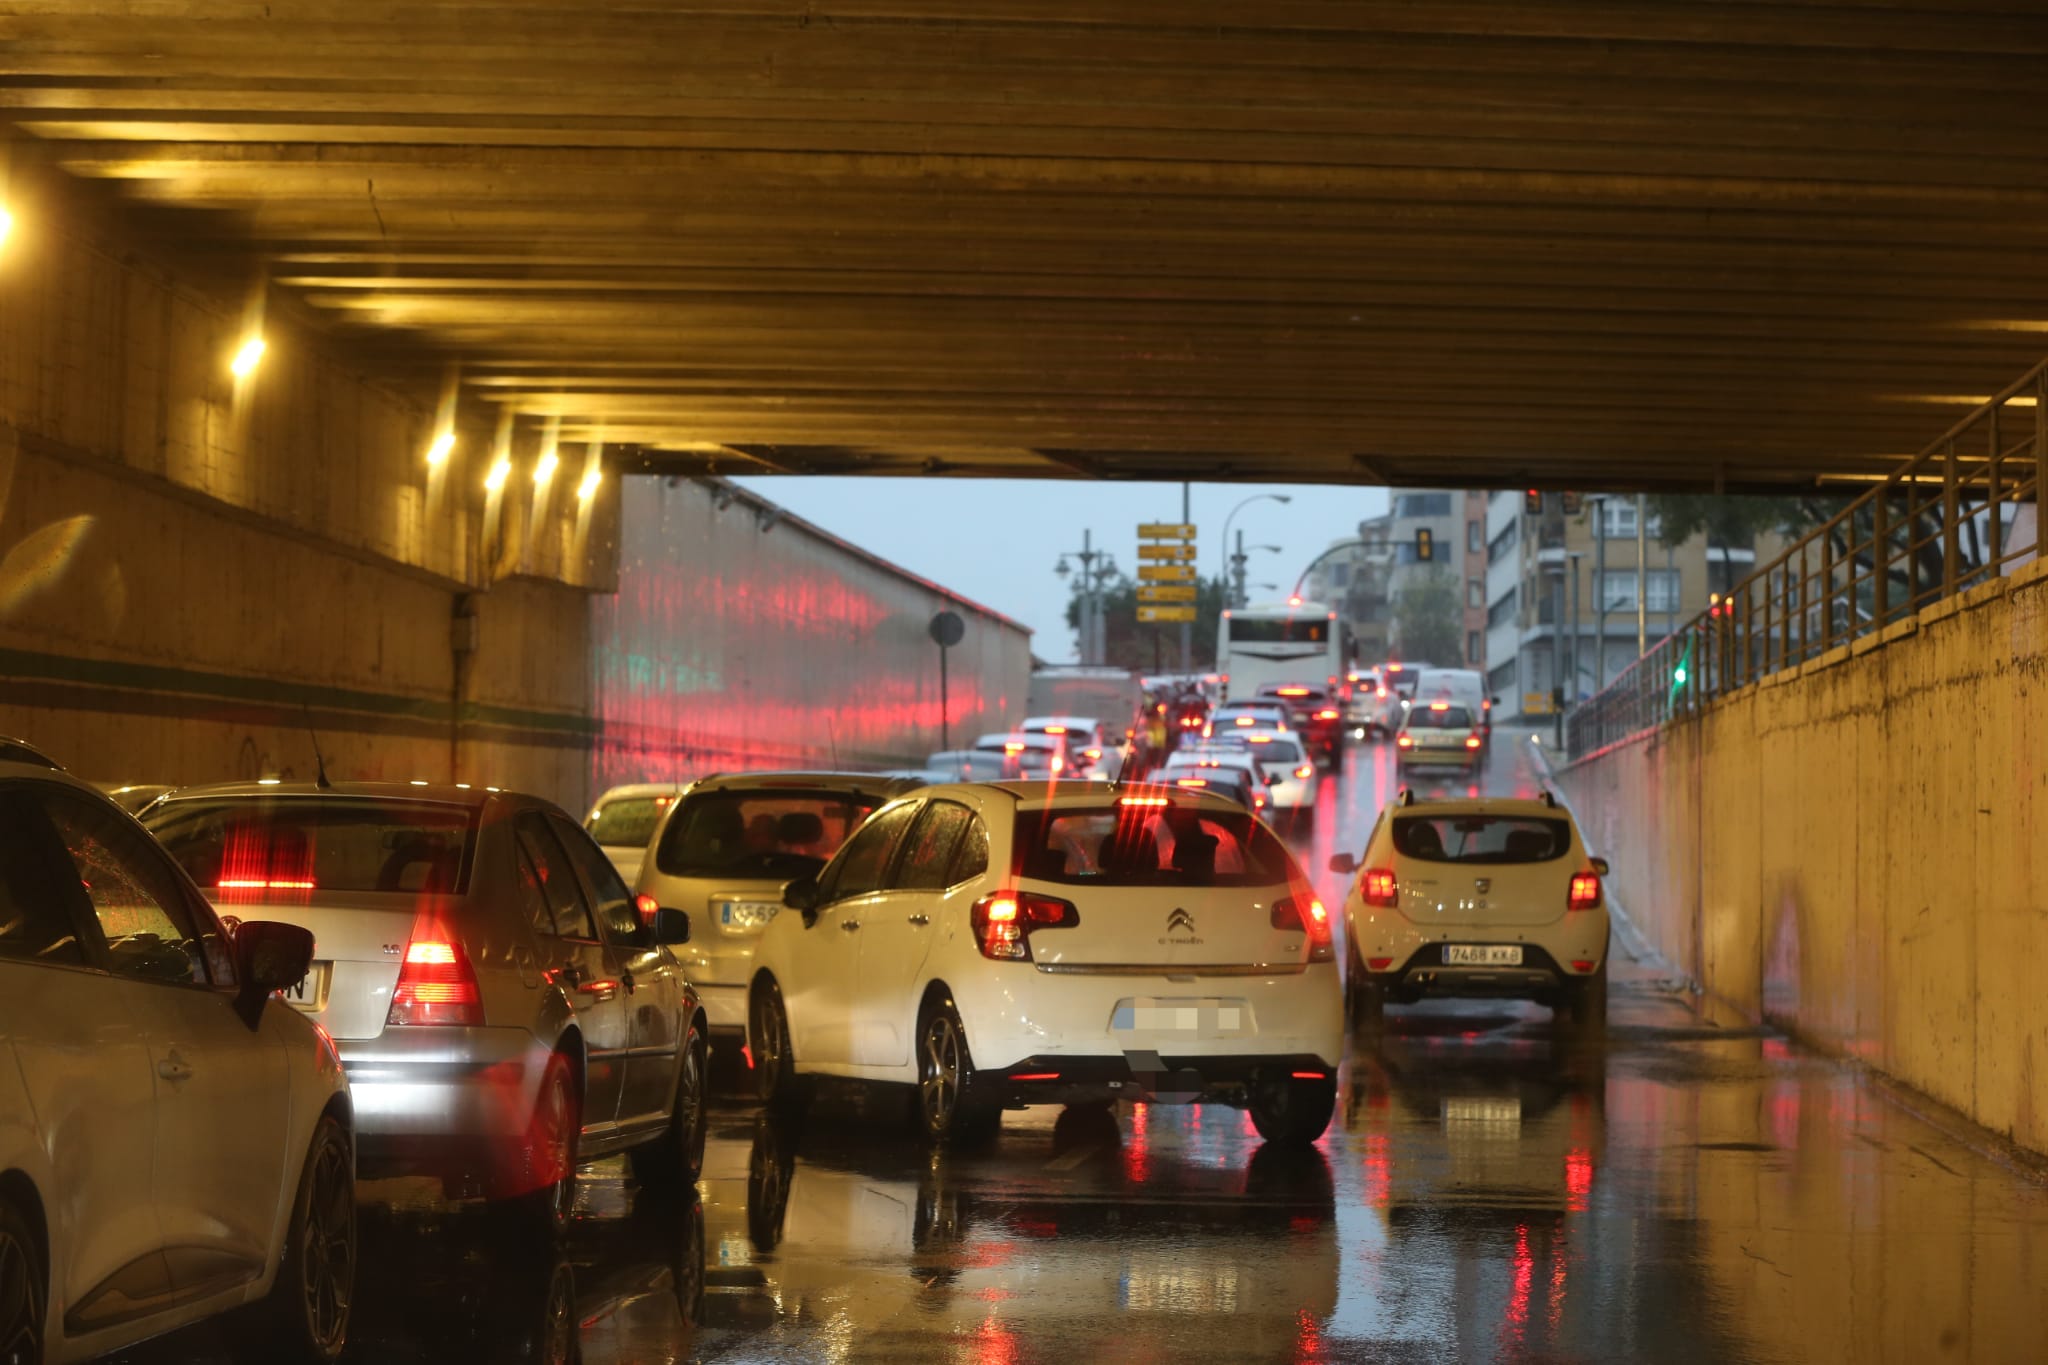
1138 523 1197 540
1137 605 1198 623
1137 584 1198 603
1138 564 1196 582
1137 543 1197 562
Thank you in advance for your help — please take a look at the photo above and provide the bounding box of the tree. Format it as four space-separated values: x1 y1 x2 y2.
1065 573 1231 671
1647 493 1812 597
1391 567 1463 665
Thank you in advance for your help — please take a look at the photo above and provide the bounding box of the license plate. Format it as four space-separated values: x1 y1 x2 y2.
1444 944 1521 966
283 961 331 1012
1112 998 1251 1036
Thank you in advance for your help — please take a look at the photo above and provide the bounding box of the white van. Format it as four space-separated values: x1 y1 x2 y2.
1410 668 1494 750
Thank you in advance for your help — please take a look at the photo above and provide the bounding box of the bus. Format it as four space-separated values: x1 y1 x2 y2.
1216 599 1347 703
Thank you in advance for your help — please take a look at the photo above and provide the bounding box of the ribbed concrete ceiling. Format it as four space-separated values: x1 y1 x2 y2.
5 2 2048 489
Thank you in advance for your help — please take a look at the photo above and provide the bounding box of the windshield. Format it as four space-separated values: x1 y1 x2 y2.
1015 806 1297 886
1406 705 1473 729
1228 618 1330 643
1242 738 1304 763
653 789 877 879
1393 815 1573 864
147 797 479 895
586 795 671 849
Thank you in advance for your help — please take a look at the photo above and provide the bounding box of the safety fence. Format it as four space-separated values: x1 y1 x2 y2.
1567 360 2043 757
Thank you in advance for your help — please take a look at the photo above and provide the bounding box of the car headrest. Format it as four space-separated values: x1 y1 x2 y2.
777 811 826 845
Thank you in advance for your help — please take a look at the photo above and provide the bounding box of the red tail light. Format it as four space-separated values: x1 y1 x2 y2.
1465 735 1482 749
1568 871 1602 910
1362 867 1398 908
1316 709 1340 720
1396 735 1413 748
1294 765 1314 779
970 890 1079 961
1270 895 1335 962
388 925 483 1026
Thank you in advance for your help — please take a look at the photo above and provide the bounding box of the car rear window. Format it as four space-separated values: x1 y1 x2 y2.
1406 705 1473 729
586 795 671 849
1242 737 1303 763
1392 815 1573 864
1014 806 1296 886
654 789 876 879
147 797 480 895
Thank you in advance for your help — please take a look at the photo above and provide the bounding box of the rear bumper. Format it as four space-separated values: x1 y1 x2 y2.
979 1052 1336 1106
338 1026 551 1179
1395 748 1480 768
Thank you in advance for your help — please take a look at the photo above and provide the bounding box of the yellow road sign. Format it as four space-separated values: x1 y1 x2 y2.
1137 585 1198 603
1137 605 1198 623
1138 564 1196 582
1138 522 1196 540
1137 543 1196 562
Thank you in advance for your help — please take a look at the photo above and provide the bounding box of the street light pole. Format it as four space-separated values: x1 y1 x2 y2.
1220 493 1293 600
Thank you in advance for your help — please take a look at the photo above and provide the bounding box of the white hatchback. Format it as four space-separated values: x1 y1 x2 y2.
1330 791 1612 1033
585 781 687 881
745 781 1344 1146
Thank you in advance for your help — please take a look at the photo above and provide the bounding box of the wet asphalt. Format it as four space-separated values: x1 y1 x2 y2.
115 731 2048 1364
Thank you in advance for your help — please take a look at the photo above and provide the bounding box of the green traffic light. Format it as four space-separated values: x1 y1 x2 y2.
1673 665 1688 686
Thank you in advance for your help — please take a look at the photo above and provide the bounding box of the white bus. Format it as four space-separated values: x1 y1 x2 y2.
1216 599 1347 703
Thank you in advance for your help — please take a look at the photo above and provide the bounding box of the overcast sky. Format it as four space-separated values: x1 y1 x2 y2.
732 476 1389 658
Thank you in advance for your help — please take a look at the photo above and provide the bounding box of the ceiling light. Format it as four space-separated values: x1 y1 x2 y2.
533 448 559 486
577 467 602 500
229 336 266 379
426 431 456 468
0 206 13 249
484 459 511 492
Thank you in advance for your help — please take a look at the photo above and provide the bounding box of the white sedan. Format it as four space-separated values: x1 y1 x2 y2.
1 758 355 1364
745 781 1344 1146
1331 791 1612 1033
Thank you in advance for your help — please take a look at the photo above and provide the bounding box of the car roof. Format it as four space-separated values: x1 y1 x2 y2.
685 771 927 797
0 736 63 769
592 782 688 802
944 779 1248 816
1390 794 1579 821
0 760 112 796
152 780 501 809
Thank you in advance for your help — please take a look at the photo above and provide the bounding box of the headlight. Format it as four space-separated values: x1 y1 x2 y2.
711 899 781 932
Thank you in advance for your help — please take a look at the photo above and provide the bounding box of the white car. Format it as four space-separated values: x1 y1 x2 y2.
585 781 687 881
1222 732 1320 829
1 759 356 1364
1019 715 1124 780
1330 791 1612 1033
1156 748 1272 816
745 781 1344 1146
1203 701 1290 739
972 731 1064 778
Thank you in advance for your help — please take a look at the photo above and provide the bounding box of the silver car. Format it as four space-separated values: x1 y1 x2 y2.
146 781 710 1228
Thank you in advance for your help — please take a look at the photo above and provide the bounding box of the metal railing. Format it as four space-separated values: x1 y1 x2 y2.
1567 360 2044 757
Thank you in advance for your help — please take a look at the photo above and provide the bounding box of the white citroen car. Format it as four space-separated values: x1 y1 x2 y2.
1331 791 1611 1033
745 781 1344 1146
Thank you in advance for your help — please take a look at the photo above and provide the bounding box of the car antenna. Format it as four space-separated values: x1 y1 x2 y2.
303 709 333 790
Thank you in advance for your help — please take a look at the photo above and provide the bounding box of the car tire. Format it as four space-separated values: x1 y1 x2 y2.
745 1114 797 1253
752 981 811 1118
1246 1070 1337 1146
1349 967 1386 1034
630 1018 710 1192
234 1113 355 1364
1568 962 1609 1036
0 1196 48 1365
511 1050 581 1237
915 998 1000 1148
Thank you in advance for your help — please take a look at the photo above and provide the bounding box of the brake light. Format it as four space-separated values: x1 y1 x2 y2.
1429 701 1450 712
1234 717 1255 726
1271 895 1335 962
1118 796 1172 808
1396 735 1413 748
970 891 1078 961
1465 735 1482 749
388 925 482 1026
218 877 315 890
1362 867 1398 908
1316 709 1340 720
1004 742 1026 753
1043 725 1067 735
1568 871 1602 910
1277 687 1309 697
1175 777 1209 787
1294 765 1314 779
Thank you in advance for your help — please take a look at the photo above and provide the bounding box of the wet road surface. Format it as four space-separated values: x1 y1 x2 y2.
116 732 2048 1363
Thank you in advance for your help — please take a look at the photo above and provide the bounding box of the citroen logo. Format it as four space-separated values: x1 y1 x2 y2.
1474 878 1491 894
1166 908 1196 933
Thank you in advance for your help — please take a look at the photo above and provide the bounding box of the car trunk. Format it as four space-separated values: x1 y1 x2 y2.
211 891 426 1039
1019 880 1306 972
1392 860 1570 929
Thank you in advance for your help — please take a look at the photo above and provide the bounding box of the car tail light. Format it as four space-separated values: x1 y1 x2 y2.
1277 687 1309 697
1294 765 1314 779
1043 725 1067 735
1050 755 1064 773
1270 896 1335 962
1316 709 1339 720
1376 685 1387 698
388 924 483 1026
970 890 1079 961
1568 870 1602 910
1175 777 1209 788
1119 796 1172 808
1367 956 1393 970
1396 735 1413 748
1429 701 1450 712
1362 867 1398 908
1465 735 1482 749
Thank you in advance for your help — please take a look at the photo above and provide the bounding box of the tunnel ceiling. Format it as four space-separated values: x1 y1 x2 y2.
5 3 2048 490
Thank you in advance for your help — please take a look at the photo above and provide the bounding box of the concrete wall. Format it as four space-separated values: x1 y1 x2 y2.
0 165 613 806
591 478 1033 787
1558 558 2048 1155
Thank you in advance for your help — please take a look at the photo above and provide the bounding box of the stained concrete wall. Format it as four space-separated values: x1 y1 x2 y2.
1559 557 2048 1155
0 165 613 805
591 478 1033 787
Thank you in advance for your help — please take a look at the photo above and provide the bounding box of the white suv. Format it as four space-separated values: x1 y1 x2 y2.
1331 791 1611 1033
745 781 1345 1146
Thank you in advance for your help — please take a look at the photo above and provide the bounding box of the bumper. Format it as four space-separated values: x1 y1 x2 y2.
954 962 1344 1075
696 981 748 1033
978 1052 1337 1107
1396 747 1480 768
338 1026 550 1178
1348 910 1610 1004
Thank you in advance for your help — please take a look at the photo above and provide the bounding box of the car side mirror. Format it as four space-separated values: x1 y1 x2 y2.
1328 853 1357 875
784 876 821 916
1490 694 1502 707
1264 772 1280 787
1590 857 1610 877
651 907 690 945
236 920 315 1001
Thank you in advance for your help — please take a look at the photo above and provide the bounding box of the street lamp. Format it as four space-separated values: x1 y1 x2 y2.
1056 532 1113 664
1228 540 1283 608
1219 493 1292 596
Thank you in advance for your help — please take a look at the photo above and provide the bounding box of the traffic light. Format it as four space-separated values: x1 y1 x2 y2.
1560 491 1583 516
1523 489 1544 515
1415 527 1434 561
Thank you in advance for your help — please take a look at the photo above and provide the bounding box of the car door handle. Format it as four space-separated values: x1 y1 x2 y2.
157 1055 192 1082
906 914 930 926
839 919 861 932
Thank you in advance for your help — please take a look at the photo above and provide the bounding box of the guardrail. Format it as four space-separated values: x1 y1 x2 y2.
1567 360 2044 757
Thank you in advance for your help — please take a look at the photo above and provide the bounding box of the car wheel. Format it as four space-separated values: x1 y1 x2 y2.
1246 1070 1337 1146
513 1050 581 1237
915 999 1000 1148
236 1114 354 1364
1568 962 1609 1036
752 981 810 1117
1348 961 1386 1034
0 1197 47 1365
630 1019 710 1192
745 1114 797 1253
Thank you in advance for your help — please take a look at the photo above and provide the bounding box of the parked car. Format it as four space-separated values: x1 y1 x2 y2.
1331 790 1611 1034
634 772 923 1065
585 781 688 881
747 781 1344 1146
146 781 710 1229
2 758 355 1364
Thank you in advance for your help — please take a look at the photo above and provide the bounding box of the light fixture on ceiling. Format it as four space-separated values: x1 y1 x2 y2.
426 430 456 468
533 447 559 487
229 335 266 379
484 459 511 493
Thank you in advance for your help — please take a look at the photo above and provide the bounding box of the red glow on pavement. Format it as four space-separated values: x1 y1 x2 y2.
1362 1134 1391 1208
1565 1148 1594 1212
1507 1223 1534 1333
973 1313 1019 1365
1123 1102 1151 1182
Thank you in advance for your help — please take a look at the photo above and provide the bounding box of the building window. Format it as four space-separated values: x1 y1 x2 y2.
1329 562 1351 588
1467 520 1483 553
1393 492 1452 518
1600 569 1680 613
1467 631 1483 666
1487 588 1519 628
1466 579 1485 609
1599 499 1663 541
1487 520 1518 563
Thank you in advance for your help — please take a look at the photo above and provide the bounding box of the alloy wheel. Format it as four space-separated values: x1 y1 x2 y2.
920 1013 964 1130
0 1219 42 1365
682 1031 709 1174
300 1133 355 1353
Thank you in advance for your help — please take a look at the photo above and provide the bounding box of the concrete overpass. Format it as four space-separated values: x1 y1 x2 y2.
4 2 2048 489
